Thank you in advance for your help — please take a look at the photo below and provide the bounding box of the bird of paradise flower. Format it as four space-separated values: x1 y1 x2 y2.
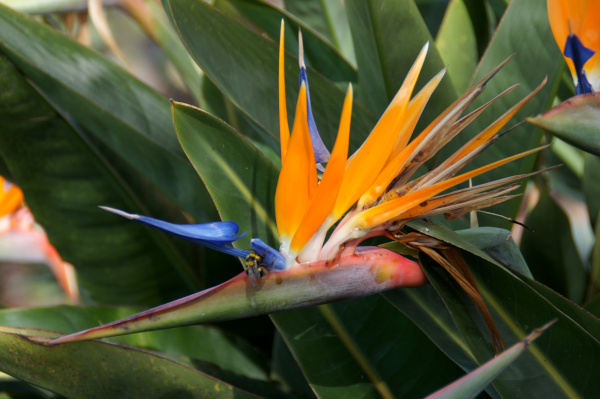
547 0 600 94
50 23 548 351
528 0 600 157
0 177 79 303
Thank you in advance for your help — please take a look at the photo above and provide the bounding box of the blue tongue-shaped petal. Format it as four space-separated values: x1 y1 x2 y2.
100 206 250 258
250 238 286 270
564 33 595 94
298 32 331 164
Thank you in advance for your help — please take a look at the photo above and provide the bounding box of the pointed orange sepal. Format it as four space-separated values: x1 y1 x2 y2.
279 21 290 162
275 83 317 245
357 146 547 229
331 44 429 220
358 69 446 208
0 178 24 218
448 78 546 166
290 85 353 255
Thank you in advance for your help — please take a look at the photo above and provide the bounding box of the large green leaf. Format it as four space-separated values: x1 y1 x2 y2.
0 55 196 305
435 0 478 92
437 0 563 226
414 0 450 37
456 227 532 278
222 0 357 83
143 0 204 103
0 3 215 223
345 0 458 118
583 154 600 226
173 101 465 398
273 297 464 399
173 101 279 248
521 194 588 304
0 327 263 399
0 305 269 381
166 0 378 152
421 251 600 398
284 0 355 65
390 219 600 397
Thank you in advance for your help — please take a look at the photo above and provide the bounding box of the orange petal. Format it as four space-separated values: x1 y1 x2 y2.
448 78 546 166
357 146 547 229
275 83 316 245
358 69 446 208
330 43 429 220
0 178 24 218
279 21 290 162
290 85 353 256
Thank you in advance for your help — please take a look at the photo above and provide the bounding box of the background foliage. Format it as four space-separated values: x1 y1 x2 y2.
0 0 598 397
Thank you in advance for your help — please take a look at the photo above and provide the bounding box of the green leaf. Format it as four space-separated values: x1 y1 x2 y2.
423 251 600 398
284 0 355 65
271 332 316 398
427 320 553 399
0 305 269 380
522 277 600 344
414 0 450 37
273 297 465 399
143 0 204 103
520 194 588 304
591 215 600 299
435 0 478 92
405 220 503 268
0 327 261 399
456 227 532 278
437 0 563 226
383 285 480 371
528 93 600 157
584 154 600 225
387 218 600 397
345 0 457 117
222 0 357 83
166 0 377 152
173 101 279 248
0 55 196 305
0 3 216 223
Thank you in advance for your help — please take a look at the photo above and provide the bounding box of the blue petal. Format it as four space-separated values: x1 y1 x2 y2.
298 33 331 164
198 240 251 258
101 206 248 257
250 238 287 270
564 33 595 94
